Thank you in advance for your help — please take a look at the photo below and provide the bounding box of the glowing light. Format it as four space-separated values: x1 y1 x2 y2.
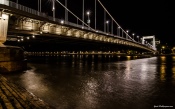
60 20 64 24
127 56 131 60
1 14 8 20
160 65 166 81
86 11 90 15
52 6 55 11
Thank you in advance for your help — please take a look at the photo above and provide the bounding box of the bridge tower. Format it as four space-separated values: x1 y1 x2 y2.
142 35 156 50
0 0 9 45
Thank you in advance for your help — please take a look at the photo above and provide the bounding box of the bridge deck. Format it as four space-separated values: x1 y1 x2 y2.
0 74 54 109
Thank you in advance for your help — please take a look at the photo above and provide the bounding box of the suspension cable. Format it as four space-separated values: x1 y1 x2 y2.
97 0 133 40
55 0 95 31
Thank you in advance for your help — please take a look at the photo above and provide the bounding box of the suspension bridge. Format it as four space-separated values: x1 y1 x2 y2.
0 0 157 53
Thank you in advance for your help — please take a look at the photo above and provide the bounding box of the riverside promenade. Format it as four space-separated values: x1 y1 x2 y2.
0 74 54 109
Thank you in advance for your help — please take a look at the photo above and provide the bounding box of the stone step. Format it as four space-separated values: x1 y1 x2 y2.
0 75 54 109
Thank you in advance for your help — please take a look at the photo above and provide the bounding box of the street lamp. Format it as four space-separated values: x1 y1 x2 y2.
137 35 139 42
132 33 135 41
38 0 41 12
16 0 19 8
106 20 109 34
52 0 55 21
126 30 129 39
118 26 121 36
86 11 91 28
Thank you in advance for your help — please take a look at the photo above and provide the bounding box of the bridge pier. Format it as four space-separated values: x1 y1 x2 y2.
0 11 26 73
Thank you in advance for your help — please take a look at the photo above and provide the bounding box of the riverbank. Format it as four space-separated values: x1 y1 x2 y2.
0 74 54 109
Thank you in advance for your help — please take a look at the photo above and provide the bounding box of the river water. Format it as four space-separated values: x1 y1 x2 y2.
3 55 175 109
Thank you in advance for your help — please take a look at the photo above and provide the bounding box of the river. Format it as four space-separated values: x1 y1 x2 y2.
3 55 175 109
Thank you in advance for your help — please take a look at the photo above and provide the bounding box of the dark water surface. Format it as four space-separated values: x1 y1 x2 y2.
4 55 175 109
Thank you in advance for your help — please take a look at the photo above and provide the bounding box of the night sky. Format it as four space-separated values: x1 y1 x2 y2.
98 0 175 46
10 0 175 46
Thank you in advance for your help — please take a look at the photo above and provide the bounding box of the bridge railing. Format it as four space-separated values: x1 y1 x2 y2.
8 1 46 17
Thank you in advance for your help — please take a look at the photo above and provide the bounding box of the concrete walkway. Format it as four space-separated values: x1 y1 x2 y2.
0 75 54 109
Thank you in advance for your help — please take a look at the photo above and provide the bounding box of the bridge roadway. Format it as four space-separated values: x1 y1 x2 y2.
0 1 156 53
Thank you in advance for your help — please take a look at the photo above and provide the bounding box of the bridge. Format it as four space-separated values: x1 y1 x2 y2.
0 0 157 53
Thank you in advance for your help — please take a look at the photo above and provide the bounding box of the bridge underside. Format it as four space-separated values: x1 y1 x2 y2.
5 33 150 54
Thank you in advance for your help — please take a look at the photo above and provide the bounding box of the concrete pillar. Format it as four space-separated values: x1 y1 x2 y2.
0 0 9 5
153 36 156 50
0 0 27 73
0 0 9 45
0 13 9 45
142 38 144 45
0 46 27 73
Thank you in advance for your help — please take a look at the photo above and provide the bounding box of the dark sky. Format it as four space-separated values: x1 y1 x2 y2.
11 0 175 46
99 0 175 46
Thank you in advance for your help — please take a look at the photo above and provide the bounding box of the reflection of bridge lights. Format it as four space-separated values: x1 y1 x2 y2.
17 39 20 42
27 37 30 40
162 46 165 49
127 56 131 60
21 38 24 41
160 65 166 81
32 35 35 38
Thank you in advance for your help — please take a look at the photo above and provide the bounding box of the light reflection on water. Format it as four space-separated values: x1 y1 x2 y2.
3 55 175 109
